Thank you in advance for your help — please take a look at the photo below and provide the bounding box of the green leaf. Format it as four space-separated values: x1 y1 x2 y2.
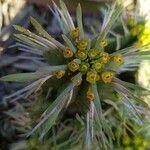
114 77 150 92
28 82 74 137
39 111 59 140
1 65 67 82
76 114 84 126
59 0 74 30
76 4 84 38
27 73 82 137
113 79 148 106
15 34 48 51
14 24 64 50
30 17 52 41
42 65 67 73
94 3 123 49
43 49 66 65
120 92 143 125
111 46 138 56
103 99 119 111
14 25 32 36
0 73 43 82
86 112 91 150
92 84 102 114
140 51 150 56
62 35 77 53
92 84 114 139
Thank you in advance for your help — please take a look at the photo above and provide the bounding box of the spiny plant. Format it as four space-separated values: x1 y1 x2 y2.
1 0 150 149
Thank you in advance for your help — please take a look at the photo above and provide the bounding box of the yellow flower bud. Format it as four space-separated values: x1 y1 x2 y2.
53 70 65 79
86 71 99 84
76 39 88 50
113 54 124 65
100 52 110 63
63 47 74 58
92 61 103 72
87 88 95 101
76 50 87 60
100 39 108 48
101 71 113 83
79 63 89 73
70 28 80 39
88 49 100 59
68 61 79 72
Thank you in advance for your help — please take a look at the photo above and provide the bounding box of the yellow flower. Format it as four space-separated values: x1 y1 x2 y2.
88 49 100 59
53 70 65 79
92 61 103 72
100 39 108 48
63 47 73 58
76 50 87 60
79 63 89 73
101 71 113 83
70 28 80 39
113 54 124 65
87 88 95 101
76 39 88 50
143 27 150 35
100 52 110 63
86 71 99 84
68 61 79 72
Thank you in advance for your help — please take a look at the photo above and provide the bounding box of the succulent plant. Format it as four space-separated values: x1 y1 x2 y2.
1 0 150 149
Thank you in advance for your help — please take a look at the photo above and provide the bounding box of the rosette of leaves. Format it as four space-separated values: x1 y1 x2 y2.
1 0 150 149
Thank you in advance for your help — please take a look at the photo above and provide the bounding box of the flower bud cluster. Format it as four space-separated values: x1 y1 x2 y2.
54 28 124 100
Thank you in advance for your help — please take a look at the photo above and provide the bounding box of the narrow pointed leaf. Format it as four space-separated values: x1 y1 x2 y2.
92 84 114 139
76 4 84 38
27 73 82 136
15 34 48 51
1 65 67 82
62 35 77 53
59 0 74 30
30 17 52 41
95 3 123 48
0 73 43 82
